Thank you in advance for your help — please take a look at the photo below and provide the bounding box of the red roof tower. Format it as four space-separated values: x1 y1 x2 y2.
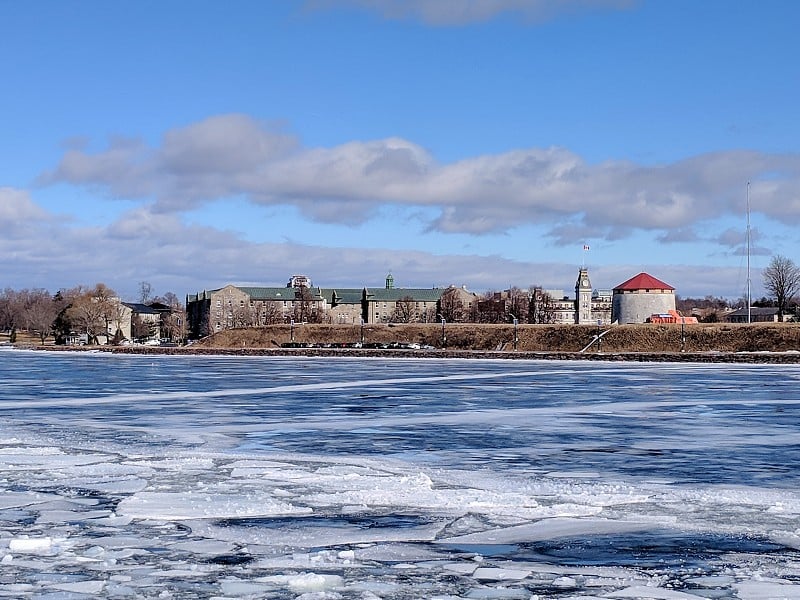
613 272 674 292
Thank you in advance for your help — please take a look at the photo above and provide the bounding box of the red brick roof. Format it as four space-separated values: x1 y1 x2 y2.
614 272 674 291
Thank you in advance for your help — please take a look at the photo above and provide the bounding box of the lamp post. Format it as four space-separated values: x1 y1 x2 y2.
360 317 364 345
290 318 294 342
437 314 446 348
681 316 686 352
596 319 602 353
510 314 518 350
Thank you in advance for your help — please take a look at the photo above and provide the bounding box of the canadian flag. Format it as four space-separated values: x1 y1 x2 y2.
583 244 590 250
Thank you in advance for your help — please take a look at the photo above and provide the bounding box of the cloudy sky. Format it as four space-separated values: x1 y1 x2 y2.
2 0 799 301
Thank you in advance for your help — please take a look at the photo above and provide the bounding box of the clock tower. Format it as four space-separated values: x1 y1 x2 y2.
575 267 593 324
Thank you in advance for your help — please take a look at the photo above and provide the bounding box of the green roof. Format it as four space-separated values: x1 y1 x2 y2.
364 288 444 302
237 286 307 300
189 285 444 305
318 288 363 305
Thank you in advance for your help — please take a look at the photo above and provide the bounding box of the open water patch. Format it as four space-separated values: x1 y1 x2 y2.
512 530 791 568
217 512 434 532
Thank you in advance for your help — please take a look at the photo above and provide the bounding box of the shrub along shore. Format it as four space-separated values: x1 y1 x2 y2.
28 322 800 363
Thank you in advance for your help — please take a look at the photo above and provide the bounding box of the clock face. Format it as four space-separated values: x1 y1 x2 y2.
581 279 588 286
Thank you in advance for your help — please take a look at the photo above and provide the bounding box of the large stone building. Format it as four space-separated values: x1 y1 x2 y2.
480 268 611 325
612 272 676 324
186 282 335 338
542 268 612 325
186 269 621 337
186 274 471 337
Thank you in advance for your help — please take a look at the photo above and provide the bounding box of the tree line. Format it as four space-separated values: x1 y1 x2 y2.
762 255 800 321
427 286 559 324
4 254 799 343
0 282 184 345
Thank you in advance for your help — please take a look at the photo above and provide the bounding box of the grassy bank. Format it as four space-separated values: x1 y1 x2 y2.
194 322 800 354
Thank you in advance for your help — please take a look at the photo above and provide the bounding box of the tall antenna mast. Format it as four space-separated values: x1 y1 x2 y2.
747 181 751 324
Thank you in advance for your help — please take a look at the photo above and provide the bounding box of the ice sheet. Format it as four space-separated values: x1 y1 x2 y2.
0 352 799 597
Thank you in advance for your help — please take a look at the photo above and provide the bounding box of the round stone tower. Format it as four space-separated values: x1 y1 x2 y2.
612 272 675 324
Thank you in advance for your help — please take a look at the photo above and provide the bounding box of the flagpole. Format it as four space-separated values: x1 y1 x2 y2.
746 181 751 324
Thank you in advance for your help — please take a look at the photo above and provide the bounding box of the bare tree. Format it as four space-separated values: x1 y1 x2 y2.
528 287 556 324
763 255 800 321
22 289 62 343
259 302 284 325
160 311 186 342
65 283 119 344
675 295 730 323
152 291 181 308
138 281 153 304
232 304 255 327
292 287 324 323
131 314 153 341
151 291 186 341
438 288 465 322
292 287 311 322
0 288 22 333
392 296 416 323
67 295 106 344
473 291 505 323
91 283 118 337
307 306 325 324
507 287 529 323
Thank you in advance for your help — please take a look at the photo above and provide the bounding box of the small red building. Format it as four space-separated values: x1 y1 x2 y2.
648 310 698 324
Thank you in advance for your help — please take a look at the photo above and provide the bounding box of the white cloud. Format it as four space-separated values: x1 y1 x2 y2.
40 115 800 245
304 0 633 25
160 114 297 176
656 227 699 244
0 194 761 301
106 206 185 240
40 137 154 200
0 188 54 241
0 199 546 298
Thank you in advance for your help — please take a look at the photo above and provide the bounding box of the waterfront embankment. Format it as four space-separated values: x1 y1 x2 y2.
23 322 800 363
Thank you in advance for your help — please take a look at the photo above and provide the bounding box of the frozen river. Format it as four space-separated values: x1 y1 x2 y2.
1 350 799 598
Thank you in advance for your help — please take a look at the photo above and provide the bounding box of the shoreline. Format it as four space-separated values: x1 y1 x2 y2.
24 344 800 364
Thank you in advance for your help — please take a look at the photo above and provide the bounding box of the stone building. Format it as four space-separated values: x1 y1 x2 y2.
186 284 331 337
186 274 471 336
363 273 446 323
548 288 611 325
539 268 611 325
364 287 443 323
726 307 780 323
574 268 593 324
122 302 161 342
322 288 365 324
612 272 676 324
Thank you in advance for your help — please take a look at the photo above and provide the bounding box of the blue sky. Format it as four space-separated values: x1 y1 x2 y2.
2 0 799 301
